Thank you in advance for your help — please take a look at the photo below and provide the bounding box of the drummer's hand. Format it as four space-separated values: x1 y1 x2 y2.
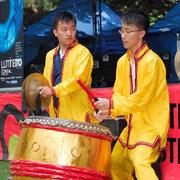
94 98 110 110
94 110 110 122
38 86 53 98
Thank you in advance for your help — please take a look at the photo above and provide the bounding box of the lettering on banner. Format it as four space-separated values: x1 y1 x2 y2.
167 137 180 164
164 103 180 164
0 58 23 76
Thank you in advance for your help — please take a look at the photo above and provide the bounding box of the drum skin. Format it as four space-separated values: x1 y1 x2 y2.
10 117 113 180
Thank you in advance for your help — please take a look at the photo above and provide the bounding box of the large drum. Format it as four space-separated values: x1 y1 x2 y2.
10 116 113 180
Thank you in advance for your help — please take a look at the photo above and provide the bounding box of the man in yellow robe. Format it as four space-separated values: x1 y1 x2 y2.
38 11 96 123
94 10 169 180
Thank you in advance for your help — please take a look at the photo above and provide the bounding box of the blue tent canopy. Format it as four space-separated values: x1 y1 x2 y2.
150 3 180 33
24 0 122 65
58 0 121 35
147 3 180 82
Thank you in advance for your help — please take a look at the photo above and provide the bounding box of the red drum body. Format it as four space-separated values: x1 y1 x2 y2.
10 116 112 180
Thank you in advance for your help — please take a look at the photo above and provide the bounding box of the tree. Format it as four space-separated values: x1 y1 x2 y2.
24 0 62 11
107 0 180 24
23 0 63 26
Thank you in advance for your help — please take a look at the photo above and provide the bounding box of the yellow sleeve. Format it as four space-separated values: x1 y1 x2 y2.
43 55 50 83
43 49 54 86
111 59 163 117
53 50 93 97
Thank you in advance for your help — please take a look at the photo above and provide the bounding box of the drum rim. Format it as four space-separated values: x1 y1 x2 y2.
20 116 113 138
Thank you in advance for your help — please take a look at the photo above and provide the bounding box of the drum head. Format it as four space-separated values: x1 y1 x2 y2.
22 73 51 111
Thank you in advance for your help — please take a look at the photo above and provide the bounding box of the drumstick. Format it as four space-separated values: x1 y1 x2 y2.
77 79 98 111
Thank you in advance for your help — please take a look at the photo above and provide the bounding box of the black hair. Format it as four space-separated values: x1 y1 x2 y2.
53 11 77 29
121 9 150 32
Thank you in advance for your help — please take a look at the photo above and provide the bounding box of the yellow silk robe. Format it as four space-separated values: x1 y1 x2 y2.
111 44 169 150
43 43 96 123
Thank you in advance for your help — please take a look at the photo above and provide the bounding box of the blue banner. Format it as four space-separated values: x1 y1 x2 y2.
0 0 24 89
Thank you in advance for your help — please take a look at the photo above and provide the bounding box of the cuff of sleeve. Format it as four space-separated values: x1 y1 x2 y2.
108 98 115 117
107 99 113 116
109 98 113 109
50 87 56 96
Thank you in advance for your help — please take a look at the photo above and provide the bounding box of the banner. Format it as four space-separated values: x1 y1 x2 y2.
0 84 180 179
0 0 24 89
161 84 180 180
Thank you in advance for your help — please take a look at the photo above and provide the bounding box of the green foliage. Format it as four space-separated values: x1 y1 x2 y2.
107 0 180 25
23 0 64 26
24 0 63 11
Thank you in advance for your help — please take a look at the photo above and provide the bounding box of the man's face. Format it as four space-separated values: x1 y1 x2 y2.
53 20 76 47
119 23 145 50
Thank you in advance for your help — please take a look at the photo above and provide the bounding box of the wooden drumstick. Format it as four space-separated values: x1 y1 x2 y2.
77 79 99 112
